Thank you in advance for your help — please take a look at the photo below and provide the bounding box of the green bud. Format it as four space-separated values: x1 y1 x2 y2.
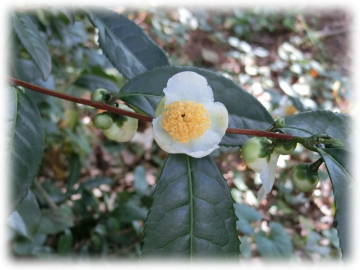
291 163 319 192
274 118 285 128
91 88 111 102
93 113 113 130
241 137 273 169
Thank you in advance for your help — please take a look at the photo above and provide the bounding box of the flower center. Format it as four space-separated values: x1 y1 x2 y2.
161 100 210 143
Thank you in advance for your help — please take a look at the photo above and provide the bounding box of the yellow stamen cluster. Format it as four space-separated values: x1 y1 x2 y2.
161 100 210 143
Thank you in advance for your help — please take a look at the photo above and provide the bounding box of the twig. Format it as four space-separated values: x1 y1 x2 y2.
34 179 58 210
8 76 295 141
108 239 141 258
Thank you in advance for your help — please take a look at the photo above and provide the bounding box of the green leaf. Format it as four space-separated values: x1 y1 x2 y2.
318 148 353 259
234 203 261 234
239 235 251 259
11 58 55 104
86 8 170 79
255 222 292 259
58 229 74 255
16 190 41 239
45 0 75 24
12 12 52 80
37 204 74 234
7 87 44 214
284 110 353 149
119 66 274 147
141 154 239 260
306 231 330 255
66 154 81 194
0 1 14 47
134 165 148 196
112 202 148 223
74 74 120 93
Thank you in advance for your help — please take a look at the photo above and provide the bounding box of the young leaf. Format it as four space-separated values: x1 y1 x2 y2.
7 87 44 214
0 1 14 47
86 8 170 79
12 12 52 80
119 66 274 147
141 154 239 260
318 148 353 259
45 0 75 24
284 110 353 150
255 222 293 260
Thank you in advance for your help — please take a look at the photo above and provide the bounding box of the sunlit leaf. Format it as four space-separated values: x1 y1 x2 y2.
141 154 239 260
87 8 170 79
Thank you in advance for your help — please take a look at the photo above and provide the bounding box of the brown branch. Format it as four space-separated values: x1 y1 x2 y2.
14 4 51 11
9 77 153 123
8 76 295 141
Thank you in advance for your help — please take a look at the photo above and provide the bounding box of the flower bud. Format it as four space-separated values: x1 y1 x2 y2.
103 104 138 142
91 88 111 103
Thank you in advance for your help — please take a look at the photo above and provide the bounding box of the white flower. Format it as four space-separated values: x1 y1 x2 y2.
241 137 280 202
152 71 229 158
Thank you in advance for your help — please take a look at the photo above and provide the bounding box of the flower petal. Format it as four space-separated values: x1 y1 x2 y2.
258 152 280 202
163 71 214 104
204 101 229 137
171 129 221 158
152 115 181 154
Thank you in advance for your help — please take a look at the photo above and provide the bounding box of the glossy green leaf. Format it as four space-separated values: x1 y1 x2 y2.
284 110 353 149
134 165 148 196
119 66 274 147
7 87 44 214
0 1 14 47
86 8 170 79
318 148 353 259
12 12 52 80
74 74 120 93
255 222 292 259
141 154 239 260
37 204 74 234
45 0 75 24
234 203 262 234
58 229 74 255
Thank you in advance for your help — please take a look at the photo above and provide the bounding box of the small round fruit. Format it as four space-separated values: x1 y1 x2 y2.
241 137 272 172
274 140 297 155
291 163 319 192
93 113 113 130
91 88 110 102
